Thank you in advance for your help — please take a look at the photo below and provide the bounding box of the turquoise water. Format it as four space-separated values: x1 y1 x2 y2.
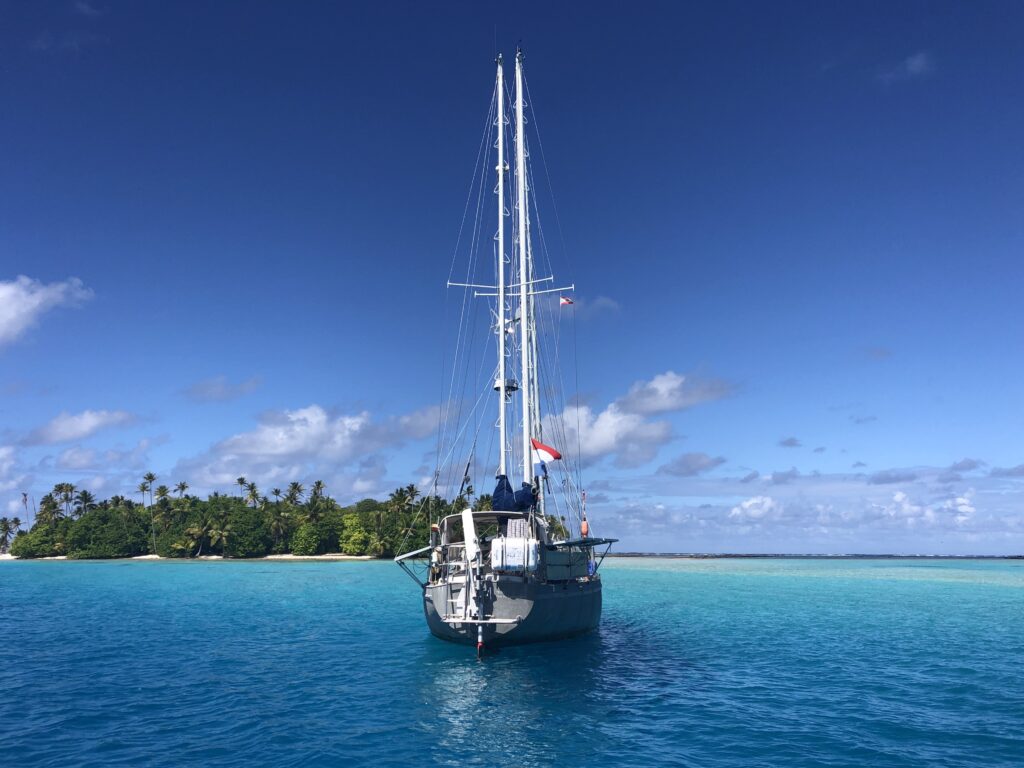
1 558 1022 767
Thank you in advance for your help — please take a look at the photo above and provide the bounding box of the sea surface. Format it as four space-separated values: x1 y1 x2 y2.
1 558 1022 767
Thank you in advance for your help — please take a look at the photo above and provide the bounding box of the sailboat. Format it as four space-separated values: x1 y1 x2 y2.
395 50 616 654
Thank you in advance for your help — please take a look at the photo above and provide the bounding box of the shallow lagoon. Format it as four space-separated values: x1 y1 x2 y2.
2 558 1021 767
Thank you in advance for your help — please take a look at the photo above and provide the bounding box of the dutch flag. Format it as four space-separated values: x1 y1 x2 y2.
531 438 562 463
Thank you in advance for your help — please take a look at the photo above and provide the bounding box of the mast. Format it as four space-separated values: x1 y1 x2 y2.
495 55 508 478
515 49 532 486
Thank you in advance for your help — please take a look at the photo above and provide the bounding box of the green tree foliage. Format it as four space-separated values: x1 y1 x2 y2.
290 523 320 556
226 505 271 557
10 481 444 560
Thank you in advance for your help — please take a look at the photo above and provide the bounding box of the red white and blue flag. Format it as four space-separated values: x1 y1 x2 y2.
559 296 574 306
531 438 562 463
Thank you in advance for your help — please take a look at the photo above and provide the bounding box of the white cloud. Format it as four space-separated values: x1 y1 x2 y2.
172 403 438 494
873 490 936 527
26 409 136 445
55 439 152 472
551 403 671 468
0 445 28 496
56 446 97 470
398 406 443 440
616 371 732 415
542 371 731 469
217 406 372 460
0 276 93 347
729 496 780 521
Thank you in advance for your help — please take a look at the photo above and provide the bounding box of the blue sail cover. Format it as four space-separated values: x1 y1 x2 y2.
492 475 535 512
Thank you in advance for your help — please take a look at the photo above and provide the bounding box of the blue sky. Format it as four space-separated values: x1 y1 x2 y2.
2 1 1023 553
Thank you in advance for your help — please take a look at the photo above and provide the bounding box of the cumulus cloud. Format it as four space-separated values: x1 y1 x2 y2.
778 437 801 448
658 452 726 477
553 403 671 468
544 370 730 469
0 446 27 493
26 409 136 445
172 403 439 492
183 375 261 402
943 492 977 526
217 406 378 460
615 371 732 415
729 496 780 521
872 491 935 527
598 466 1024 554
0 276 93 347
55 439 152 472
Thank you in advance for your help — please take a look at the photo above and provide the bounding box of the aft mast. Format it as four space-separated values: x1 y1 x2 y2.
515 49 532 487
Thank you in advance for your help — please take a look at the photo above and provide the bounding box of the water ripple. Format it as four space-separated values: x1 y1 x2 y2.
1 558 1022 767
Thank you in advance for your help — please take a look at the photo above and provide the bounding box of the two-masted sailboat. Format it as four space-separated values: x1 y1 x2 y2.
396 50 615 654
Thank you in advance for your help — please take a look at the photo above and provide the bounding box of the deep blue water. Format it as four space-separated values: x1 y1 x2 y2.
1 558 1022 767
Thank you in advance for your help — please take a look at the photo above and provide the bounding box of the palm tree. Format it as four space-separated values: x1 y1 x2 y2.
140 476 156 553
36 494 60 527
310 480 325 501
236 476 247 498
268 505 289 550
56 482 77 518
305 499 324 526
208 522 232 557
175 481 189 498
271 488 282 504
185 518 212 557
0 518 13 554
386 486 413 540
285 481 304 505
74 489 97 517
155 485 170 504
143 472 157 506
245 481 260 508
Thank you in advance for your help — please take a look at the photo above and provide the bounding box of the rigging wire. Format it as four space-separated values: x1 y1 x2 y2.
435 83 499 503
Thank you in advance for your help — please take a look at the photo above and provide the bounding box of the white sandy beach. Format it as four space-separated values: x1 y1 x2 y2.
3 552 375 562
263 553 373 561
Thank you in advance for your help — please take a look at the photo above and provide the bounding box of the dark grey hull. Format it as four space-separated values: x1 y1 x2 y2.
424 576 602 646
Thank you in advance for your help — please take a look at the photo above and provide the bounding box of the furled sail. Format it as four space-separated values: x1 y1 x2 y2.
492 474 535 512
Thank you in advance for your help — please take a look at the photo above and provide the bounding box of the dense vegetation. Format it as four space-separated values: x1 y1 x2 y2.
7 476 496 560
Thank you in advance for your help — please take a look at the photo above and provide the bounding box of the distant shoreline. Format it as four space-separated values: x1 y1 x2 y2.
606 552 1024 560
2 552 1020 562
0 553 375 562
